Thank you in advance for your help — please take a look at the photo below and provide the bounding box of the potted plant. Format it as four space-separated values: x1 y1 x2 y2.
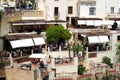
78 65 86 75
102 56 113 68
72 43 84 57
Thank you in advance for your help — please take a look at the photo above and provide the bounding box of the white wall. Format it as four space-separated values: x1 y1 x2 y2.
38 0 44 11
44 0 67 20
1 19 10 36
79 0 120 19
87 51 116 63
105 0 119 14
44 0 67 28
67 0 78 17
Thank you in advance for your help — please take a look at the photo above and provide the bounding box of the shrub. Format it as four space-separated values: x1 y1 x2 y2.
21 3 26 8
78 65 86 75
102 56 113 68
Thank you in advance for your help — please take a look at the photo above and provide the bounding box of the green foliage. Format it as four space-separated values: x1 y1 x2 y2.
102 56 111 64
68 43 84 51
102 56 113 68
30 0 35 5
46 25 71 44
68 43 84 56
72 43 84 51
78 65 86 75
21 3 26 8
116 43 120 55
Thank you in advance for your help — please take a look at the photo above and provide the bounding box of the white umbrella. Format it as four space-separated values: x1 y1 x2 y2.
29 54 46 59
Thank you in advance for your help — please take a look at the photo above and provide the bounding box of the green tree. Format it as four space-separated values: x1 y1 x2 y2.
46 25 71 45
30 0 35 9
72 43 84 56
30 0 35 5
68 43 84 57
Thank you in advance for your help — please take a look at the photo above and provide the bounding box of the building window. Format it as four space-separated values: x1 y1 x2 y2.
54 7 59 16
66 17 69 22
89 7 96 15
117 36 120 41
110 7 114 14
68 6 73 14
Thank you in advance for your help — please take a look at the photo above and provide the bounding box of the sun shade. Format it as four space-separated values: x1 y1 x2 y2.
99 36 109 43
29 54 46 58
21 39 34 47
33 37 45 46
10 40 22 48
88 36 99 43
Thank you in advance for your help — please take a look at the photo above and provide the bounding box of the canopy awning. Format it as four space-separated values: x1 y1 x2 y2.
77 19 115 26
88 36 99 43
10 40 22 48
86 20 94 26
116 21 120 25
11 20 66 26
10 38 34 48
12 23 24 26
33 37 45 46
88 35 109 44
9 4 15 7
102 20 114 25
9 35 46 48
94 20 102 26
21 39 34 47
29 54 46 59
77 20 86 25
99 36 109 43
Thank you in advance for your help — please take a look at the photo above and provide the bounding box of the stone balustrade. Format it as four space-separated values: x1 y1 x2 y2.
2 10 44 22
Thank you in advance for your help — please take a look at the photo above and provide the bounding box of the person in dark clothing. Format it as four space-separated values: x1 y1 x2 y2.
112 20 118 30
40 60 44 68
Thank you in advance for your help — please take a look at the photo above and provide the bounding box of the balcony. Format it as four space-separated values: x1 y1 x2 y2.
69 28 109 34
3 10 44 22
19 10 43 19
108 13 120 19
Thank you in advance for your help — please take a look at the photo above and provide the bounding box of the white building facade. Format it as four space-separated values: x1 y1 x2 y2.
78 0 120 19
44 0 67 20
69 0 120 63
